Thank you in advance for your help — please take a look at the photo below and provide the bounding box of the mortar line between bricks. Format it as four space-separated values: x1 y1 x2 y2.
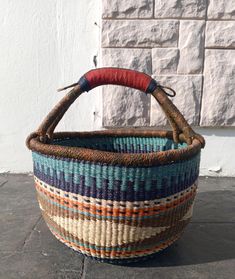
19 215 42 251
152 0 155 19
102 46 177 49
205 47 235 50
177 19 180 49
197 0 208 126
102 18 234 21
102 18 206 21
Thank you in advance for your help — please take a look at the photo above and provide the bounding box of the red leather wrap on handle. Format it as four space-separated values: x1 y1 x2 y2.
80 68 156 93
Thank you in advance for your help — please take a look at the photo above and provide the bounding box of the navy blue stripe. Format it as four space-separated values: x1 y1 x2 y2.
78 76 91 92
146 79 158 94
34 167 198 202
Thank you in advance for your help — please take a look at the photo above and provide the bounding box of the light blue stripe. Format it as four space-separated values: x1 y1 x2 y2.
53 136 187 152
33 152 200 190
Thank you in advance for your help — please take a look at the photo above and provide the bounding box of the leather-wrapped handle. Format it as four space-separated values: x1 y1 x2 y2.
26 67 205 148
77 68 157 94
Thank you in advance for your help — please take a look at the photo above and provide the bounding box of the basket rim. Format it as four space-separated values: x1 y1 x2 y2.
27 129 202 167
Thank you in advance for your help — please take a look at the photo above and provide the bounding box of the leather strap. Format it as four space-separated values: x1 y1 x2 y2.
78 68 158 94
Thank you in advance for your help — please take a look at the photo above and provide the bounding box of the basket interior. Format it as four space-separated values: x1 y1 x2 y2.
52 136 187 154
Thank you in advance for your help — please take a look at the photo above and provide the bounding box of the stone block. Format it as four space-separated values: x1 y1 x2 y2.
208 0 235 19
154 0 206 18
206 21 235 48
200 50 235 126
151 75 202 126
102 48 152 126
177 20 205 74
102 20 179 48
152 48 179 75
102 0 153 19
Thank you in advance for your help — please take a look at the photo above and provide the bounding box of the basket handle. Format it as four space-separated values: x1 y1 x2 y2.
26 68 205 147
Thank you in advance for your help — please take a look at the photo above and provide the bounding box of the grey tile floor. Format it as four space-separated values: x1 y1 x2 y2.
0 174 235 279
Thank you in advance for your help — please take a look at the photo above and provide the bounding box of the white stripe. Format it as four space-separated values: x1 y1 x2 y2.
39 200 192 247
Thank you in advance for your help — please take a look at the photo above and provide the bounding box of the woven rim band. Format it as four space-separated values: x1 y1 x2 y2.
28 129 201 167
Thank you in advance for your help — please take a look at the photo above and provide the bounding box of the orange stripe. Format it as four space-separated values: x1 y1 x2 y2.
35 181 196 217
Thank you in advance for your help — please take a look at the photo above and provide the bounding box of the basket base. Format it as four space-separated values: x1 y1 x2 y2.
49 224 183 264
73 246 176 265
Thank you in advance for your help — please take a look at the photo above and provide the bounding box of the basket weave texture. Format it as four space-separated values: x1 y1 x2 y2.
33 136 200 262
27 68 205 263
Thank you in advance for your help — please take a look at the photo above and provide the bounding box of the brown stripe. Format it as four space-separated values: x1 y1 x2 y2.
42 208 190 251
37 192 195 228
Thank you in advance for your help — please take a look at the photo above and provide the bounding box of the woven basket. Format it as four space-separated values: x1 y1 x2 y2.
26 68 205 263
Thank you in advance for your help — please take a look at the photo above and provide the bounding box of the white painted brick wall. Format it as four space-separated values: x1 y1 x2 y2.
101 0 235 127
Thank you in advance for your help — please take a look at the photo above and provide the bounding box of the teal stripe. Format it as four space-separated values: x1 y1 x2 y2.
53 136 187 153
32 152 200 191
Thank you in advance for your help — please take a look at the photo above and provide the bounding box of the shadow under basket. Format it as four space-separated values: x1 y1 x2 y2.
26 67 205 263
